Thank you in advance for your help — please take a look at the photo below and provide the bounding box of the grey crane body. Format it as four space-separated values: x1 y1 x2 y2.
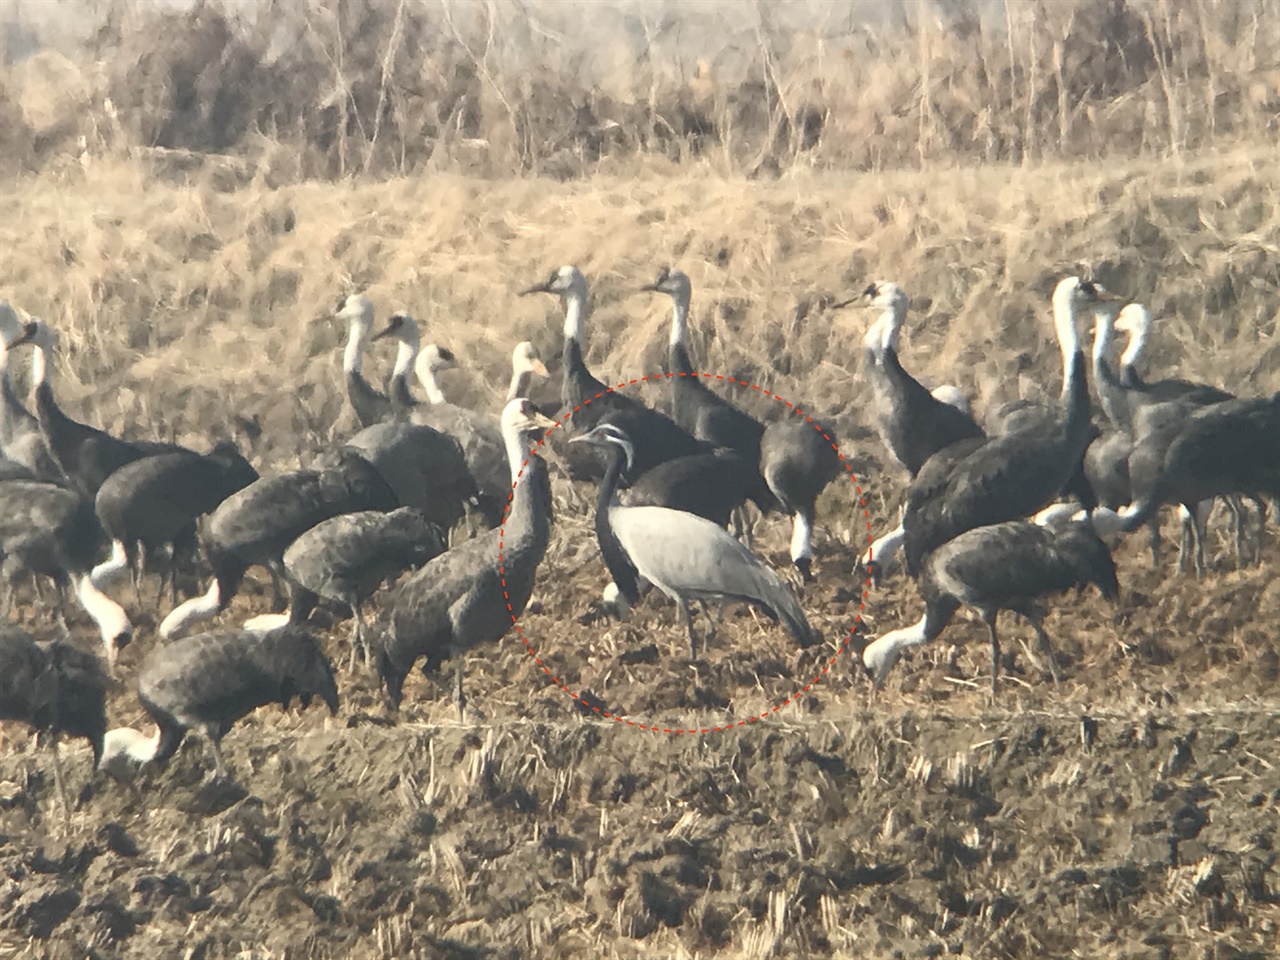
901 277 1111 577
284 507 447 667
328 421 478 532
377 399 557 712
619 448 775 528
864 519 1119 691
93 442 259 597
860 282 985 477
0 479 133 665
159 450 399 639
0 626 109 811
759 414 841 582
131 625 339 780
575 423 818 657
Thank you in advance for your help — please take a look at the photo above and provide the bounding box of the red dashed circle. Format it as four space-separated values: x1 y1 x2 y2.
498 372 873 734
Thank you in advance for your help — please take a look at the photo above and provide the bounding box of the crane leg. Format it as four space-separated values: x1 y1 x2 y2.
208 735 230 782
1146 520 1160 568
49 738 70 823
267 564 288 612
1252 496 1268 565
133 542 146 609
1226 496 1246 568
680 601 699 660
983 613 1001 695
1025 614 1062 684
453 657 467 723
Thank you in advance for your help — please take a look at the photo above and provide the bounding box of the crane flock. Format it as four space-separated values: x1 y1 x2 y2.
0 265 1271 812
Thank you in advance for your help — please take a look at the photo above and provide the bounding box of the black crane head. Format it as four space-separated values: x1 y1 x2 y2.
518 265 583 298
569 423 635 474
372 312 415 342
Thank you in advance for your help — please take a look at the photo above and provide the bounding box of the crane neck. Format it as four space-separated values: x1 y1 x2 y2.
1051 285 1083 396
593 445 641 604
416 366 447 405
392 330 420 385
507 368 532 403
343 321 370 375
877 301 905 355
668 292 691 350
1090 306 1128 429
563 291 586 347
31 343 49 391
1119 322 1148 372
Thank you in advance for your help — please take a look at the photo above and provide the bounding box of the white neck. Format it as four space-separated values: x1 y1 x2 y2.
503 426 533 487
100 726 163 774
1120 322 1148 370
877 301 905 355
790 512 814 563
417 366 447 405
1050 283 1083 393
90 540 131 589
343 321 369 375
75 574 131 666
1091 306 1114 365
668 292 690 349
563 291 586 346
159 580 222 639
32 344 48 389
862 613 930 676
870 522 906 571
392 329 420 383
0 337 8 375
506 368 530 403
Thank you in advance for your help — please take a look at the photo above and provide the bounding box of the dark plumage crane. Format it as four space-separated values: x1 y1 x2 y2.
376 399 558 715
27 320 188 499
0 626 109 814
0 479 133 667
640 267 772 535
901 276 1116 576
97 625 339 783
573 423 819 657
1 305 59 482
863 518 1119 692
370 311 422 417
408 341 551 528
759 414 842 582
92 442 259 604
158 449 400 640
519 265 706 480
859 281 986 477
281 507 447 670
336 294 391 428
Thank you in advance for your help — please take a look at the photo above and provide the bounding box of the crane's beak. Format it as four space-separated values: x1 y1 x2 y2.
1092 287 1125 302
638 281 662 293
7 321 37 348
529 358 550 378
370 323 398 341
529 411 558 432
829 296 860 310
518 280 553 297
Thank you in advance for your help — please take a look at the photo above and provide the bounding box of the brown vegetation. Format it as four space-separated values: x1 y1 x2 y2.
2 1 1280 957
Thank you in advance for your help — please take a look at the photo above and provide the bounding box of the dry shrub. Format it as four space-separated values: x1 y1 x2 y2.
1 0 1279 182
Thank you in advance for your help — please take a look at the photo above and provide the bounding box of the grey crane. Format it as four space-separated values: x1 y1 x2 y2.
376 398 558 716
519 265 706 480
901 277 1116 576
862 517 1119 692
407 340 551 529
97 625 339 783
759 413 842 583
573 423 819 658
158 448 400 640
859 281 985 477
281 506 447 670
0 304 59 482
0 626 109 814
92 442 259 604
26 320 190 500
336 294 392 428
0 479 133 667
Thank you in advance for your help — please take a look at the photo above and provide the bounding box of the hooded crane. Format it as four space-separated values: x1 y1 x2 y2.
92 442 260 605
859 282 985 477
862 517 1119 693
377 398 558 716
901 277 1115 576
0 626 109 814
759 414 842 582
370 311 422 417
336 294 392 428
640 267 774 534
408 340 551 528
26 320 188 500
279 507 447 670
1118 393 1280 564
97 625 339 783
573 423 819 657
158 449 400 640
519 265 705 480
0 305 59 482
0 480 132 668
